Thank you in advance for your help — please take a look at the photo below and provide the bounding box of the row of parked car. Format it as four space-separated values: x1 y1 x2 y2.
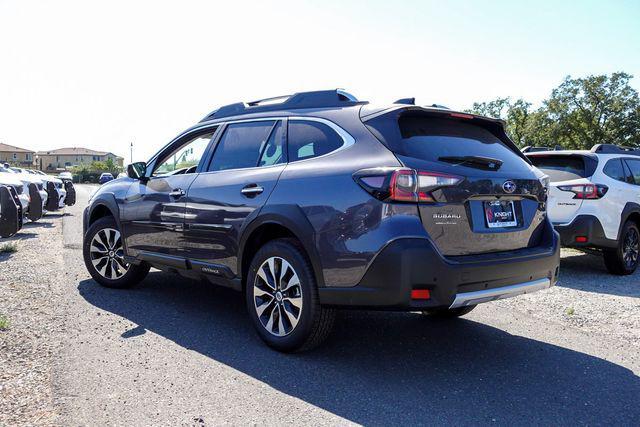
0 166 76 237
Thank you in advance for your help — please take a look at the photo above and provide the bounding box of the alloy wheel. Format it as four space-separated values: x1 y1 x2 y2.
253 256 303 337
90 228 129 279
623 228 639 269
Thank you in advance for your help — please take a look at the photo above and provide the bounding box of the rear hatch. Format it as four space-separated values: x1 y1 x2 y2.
527 154 597 224
363 107 547 257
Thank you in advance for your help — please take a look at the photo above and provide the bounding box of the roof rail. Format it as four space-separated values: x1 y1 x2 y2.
200 89 364 122
591 144 640 156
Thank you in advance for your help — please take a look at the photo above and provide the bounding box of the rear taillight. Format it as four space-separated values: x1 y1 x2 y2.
354 168 463 203
558 183 608 199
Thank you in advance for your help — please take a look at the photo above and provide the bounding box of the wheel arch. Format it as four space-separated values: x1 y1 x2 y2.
619 202 640 240
238 205 324 291
85 194 123 241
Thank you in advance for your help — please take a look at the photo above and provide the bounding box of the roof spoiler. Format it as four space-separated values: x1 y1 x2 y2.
522 145 564 153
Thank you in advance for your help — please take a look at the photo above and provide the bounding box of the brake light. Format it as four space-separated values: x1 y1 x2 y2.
558 184 608 199
354 168 463 203
450 112 474 120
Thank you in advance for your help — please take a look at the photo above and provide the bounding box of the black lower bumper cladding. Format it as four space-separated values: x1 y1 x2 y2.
45 181 60 211
28 183 43 221
0 185 22 238
64 181 76 206
319 224 560 310
554 215 617 249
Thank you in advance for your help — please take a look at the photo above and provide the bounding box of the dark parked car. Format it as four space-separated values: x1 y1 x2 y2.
99 173 114 184
82 90 560 352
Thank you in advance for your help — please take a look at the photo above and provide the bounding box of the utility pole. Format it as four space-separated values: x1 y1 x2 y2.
130 142 133 165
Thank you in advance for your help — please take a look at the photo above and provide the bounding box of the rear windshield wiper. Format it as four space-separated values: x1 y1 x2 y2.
438 155 503 171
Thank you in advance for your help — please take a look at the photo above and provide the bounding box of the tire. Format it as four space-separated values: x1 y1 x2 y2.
245 238 335 352
422 305 476 318
603 221 639 276
83 216 150 288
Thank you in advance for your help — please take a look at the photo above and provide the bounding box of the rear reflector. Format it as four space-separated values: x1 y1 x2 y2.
411 289 431 300
575 236 588 243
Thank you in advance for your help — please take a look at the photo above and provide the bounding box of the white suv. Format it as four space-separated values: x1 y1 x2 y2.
525 144 640 275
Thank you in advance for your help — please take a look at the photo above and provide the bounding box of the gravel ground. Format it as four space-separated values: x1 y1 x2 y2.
496 248 640 348
0 212 67 426
1 185 639 425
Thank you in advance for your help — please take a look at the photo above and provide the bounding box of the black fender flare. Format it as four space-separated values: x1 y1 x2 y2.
619 202 640 240
237 204 325 288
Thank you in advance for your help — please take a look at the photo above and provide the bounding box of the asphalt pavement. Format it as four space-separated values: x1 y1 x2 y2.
52 185 640 426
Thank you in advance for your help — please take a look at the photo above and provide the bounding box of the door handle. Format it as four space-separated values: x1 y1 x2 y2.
169 188 186 198
241 185 264 196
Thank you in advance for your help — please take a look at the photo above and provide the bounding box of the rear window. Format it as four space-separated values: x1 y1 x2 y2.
365 112 525 172
528 155 587 181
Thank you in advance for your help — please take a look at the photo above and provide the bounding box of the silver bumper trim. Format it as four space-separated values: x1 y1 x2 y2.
449 278 552 309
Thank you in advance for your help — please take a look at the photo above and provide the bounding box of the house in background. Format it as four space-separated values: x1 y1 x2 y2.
36 147 124 171
0 143 35 166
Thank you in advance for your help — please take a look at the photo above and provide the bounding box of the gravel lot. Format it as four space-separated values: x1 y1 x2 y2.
0 184 639 425
0 213 67 426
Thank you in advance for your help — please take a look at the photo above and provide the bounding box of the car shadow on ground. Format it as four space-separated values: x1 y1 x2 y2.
77 273 640 425
559 250 639 298
45 212 69 218
23 220 55 229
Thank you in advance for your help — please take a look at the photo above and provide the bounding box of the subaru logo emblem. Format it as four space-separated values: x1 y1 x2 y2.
502 180 516 193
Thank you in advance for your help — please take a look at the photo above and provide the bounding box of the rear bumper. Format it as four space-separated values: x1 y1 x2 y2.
318 224 560 310
554 215 617 249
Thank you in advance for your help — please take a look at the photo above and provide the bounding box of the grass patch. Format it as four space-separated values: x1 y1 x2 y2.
0 314 9 331
565 307 575 316
0 242 18 253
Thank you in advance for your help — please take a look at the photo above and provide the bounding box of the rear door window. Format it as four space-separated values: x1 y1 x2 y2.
287 121 344 161
624 159 640 185
365 112 526 172
528 156 587 181
208 121 283 171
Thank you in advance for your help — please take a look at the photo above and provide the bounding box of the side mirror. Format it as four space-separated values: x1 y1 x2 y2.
127 162 147 180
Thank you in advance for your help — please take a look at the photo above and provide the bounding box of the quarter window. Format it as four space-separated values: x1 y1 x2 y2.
624 159 640 185
208 121 282 172
287 120 344 161
603 159 626 182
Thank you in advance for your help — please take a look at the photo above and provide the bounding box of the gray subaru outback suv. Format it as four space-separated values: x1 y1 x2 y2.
83 89 560 352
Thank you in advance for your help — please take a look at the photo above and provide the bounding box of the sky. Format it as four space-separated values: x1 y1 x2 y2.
0 0 639 163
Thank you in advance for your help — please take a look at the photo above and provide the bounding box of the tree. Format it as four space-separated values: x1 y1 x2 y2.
104 158 122 176
466 72 640 150
544 72 640 149
466 97 534 147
